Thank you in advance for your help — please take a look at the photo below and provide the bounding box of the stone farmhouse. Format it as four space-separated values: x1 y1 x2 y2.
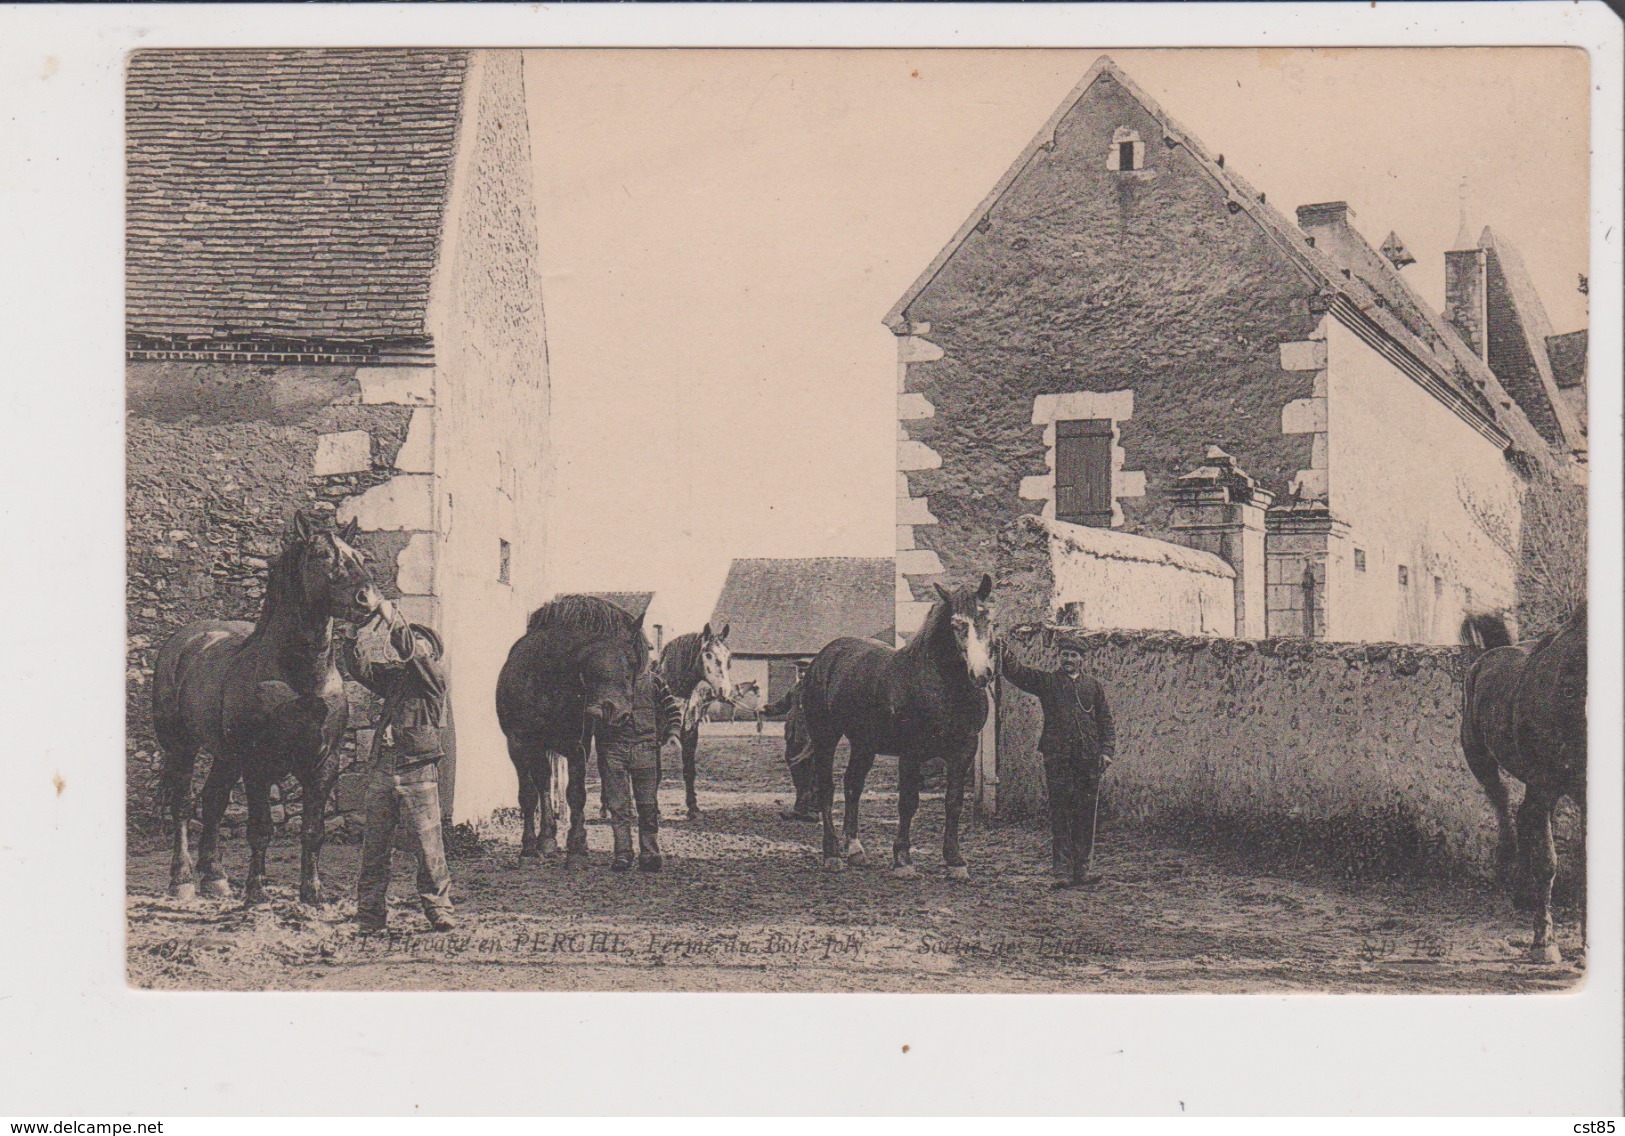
126 49 550 823
887 56 1587 648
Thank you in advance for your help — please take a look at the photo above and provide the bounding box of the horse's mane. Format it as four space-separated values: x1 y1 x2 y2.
527 593 640 640
242 539 310 643
659 631 703 682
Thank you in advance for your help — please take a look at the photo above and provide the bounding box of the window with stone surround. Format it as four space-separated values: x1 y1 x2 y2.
1109 127 1142 172
1054 419 1114 527
498 539 512 586
1398 564 1409 588
1354 548 1366 572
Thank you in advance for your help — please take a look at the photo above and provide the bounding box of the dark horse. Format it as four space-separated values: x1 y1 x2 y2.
1461 603 1588 962
153 514 382 904
657 623 733 818
801 575 995 877
496 594 647 867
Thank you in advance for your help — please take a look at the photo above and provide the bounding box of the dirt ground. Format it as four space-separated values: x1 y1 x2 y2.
126 735 1585 993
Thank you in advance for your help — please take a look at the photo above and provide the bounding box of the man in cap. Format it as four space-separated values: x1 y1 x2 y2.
343 610 455 932
997 635 1117 889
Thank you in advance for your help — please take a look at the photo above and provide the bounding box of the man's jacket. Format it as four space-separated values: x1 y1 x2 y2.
999 647 1117 761
342 629 449 771
601 669 683 762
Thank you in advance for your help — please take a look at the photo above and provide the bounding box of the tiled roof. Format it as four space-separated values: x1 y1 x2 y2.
582 592 655 620
709 558 896 656
126 49 469 346
1480 228 1587 452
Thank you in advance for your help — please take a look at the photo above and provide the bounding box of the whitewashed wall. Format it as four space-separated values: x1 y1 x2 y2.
1027 515 1236 636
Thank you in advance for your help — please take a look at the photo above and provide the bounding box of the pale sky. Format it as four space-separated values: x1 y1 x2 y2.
526 48 1590 633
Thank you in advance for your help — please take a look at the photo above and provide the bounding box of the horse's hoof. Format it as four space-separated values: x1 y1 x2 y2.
945 865 970 881
846 841 867 867
300 887 326 907
202 878 232 899
171 882 198 902
564 853 589 872
687 807 703 821
892 864 919 879
518 847 541 860
243 887 271 907
822 857 845 874
1530 941 1563 964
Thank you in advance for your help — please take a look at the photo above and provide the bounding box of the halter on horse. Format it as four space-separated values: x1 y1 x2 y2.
152 513 383 904
497 594 648 867
800 575 995 878
657 624 734 818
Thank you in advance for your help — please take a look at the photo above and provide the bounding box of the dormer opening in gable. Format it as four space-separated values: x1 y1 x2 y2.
1108 127 1143 172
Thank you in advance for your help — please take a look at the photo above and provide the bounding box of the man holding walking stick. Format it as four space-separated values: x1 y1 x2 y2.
996 634 1117 890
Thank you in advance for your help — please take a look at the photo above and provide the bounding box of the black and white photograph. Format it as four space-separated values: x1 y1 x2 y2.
117 44 1597 995
3 2 1622 1118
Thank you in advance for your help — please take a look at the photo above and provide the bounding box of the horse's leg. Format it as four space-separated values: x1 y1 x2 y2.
296 760 336 906
242 770 275 906
564 739 590 870
682 724 702 820
1463 726 1517 884
162 744 200 900
810 739 842 872
941 744 975 880
841 746 876 866
546 752 566 855
509 734 542 860
1516 782 1563 963
194 758 237 898
892 757 922 878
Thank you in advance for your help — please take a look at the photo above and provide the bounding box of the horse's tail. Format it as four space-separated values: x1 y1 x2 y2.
1458 614 1511 768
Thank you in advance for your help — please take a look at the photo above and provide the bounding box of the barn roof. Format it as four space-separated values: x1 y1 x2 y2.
709 558 895 656
582 592 655 620
884 55 1556 457
126 49 469 349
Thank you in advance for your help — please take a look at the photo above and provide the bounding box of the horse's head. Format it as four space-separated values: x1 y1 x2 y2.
287 513 383 623
932 574 995 686
700 622 733 702
579 610 648 730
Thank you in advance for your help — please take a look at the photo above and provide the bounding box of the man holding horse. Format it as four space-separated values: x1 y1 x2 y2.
760 660 816 821
997 635 1117 890
600 664 685 871
343 611 456 933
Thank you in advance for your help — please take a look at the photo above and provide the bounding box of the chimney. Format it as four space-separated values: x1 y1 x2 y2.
1296 201 1355 230
1445 247 1488 359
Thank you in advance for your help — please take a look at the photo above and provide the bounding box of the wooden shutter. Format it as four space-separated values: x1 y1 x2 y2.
1054 418 1114 527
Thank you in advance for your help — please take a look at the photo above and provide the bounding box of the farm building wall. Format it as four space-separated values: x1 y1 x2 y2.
1011 514 1235 635
891 67 1322 637
993 627 1578 889
423 51 552 822
125 362 420 830
1324 318 1523 644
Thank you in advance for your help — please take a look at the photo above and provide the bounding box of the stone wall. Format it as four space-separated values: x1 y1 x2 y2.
995 626 1581 888
891 68 1320 637
126 362 417 832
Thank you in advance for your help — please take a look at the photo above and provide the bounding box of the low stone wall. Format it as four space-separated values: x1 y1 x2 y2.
995 625 1581 887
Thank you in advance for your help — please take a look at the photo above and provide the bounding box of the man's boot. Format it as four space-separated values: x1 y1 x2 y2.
610 824 634 871
632 767 663 871
638 826 663 872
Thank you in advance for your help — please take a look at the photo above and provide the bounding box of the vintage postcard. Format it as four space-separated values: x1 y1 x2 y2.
123 45 1592 997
